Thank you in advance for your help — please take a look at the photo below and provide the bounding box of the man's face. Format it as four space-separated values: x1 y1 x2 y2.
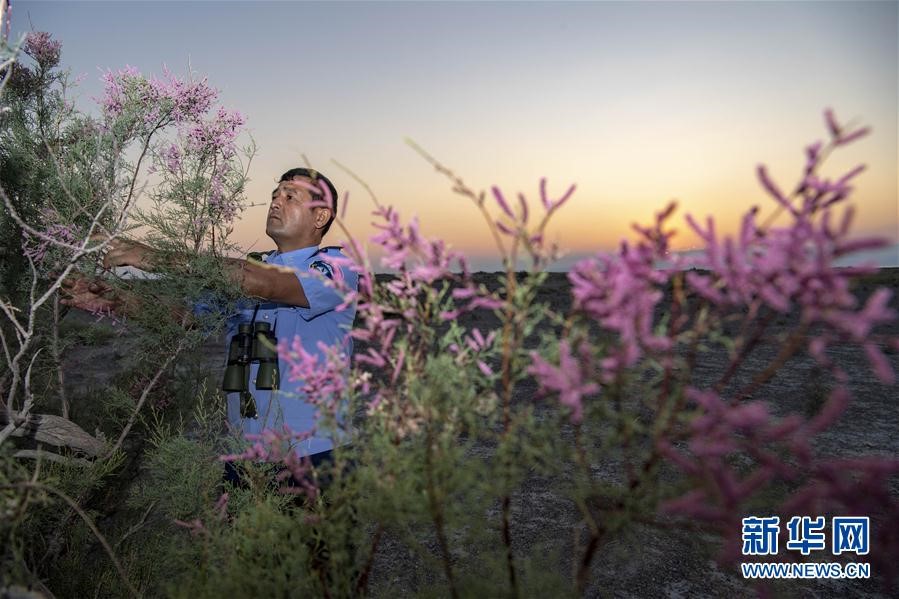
265 176 330 244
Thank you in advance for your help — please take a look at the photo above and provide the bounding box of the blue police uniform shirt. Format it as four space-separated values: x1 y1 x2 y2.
208 245 357 456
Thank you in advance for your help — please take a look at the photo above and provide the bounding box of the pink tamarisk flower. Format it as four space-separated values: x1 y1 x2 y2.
683 121 895 383
21 208 79 265
568 204 676 380
152 65 217 124
160 143 182 174
465 327 496 352
491 186 515 219
684 203 886 313
185 107 245 157
99 65 220 129
516 192 529 225
489 179 574 268
539 177 576 213
440 285 505 321
278 335 352 413
98 65 140 119
659 387 812 561
528 340 599 423
444 327 498 376
370 205 464 285
756 165 789 207
22 31 61 69
291 177 336 213
823 107 871 146
220 425 319 501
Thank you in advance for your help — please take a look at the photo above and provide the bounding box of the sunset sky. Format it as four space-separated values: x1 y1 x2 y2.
12 1 899 270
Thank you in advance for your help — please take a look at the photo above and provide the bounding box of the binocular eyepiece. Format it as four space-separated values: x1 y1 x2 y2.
222 321 280 393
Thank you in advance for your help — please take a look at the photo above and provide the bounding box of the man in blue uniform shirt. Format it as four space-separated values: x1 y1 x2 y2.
224 243 354 454
61 167 358 461
217 168 357 457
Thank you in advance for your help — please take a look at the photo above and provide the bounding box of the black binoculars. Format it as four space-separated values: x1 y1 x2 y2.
222 321 280 393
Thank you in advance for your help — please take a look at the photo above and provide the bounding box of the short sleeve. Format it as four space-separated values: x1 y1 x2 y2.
295 258 354 320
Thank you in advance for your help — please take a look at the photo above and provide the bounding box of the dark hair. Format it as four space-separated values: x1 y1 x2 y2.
278 167 338 237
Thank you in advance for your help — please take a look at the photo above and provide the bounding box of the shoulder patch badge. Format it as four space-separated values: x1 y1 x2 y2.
309 260 334 279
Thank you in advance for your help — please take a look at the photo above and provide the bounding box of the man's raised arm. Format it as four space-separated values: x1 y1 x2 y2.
94 234 311 308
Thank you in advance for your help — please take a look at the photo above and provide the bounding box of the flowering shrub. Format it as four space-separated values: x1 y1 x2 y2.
1 25 896 599
98 63 250 261
0 29 254 597
202 109 898 597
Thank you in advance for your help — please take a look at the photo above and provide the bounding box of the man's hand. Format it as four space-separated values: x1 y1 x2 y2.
91 233 156 271
60 273 196 326
60 273 122 314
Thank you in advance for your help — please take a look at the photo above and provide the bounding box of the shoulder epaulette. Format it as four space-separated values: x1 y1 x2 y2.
246 250 276 262
311 245 343 258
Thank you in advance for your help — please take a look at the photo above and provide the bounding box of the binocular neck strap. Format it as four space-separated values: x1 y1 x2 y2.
250 302 278 333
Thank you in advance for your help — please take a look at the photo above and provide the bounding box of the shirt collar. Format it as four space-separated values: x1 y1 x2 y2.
268 245 320 265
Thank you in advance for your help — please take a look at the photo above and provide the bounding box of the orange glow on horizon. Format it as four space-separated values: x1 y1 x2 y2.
229 135 897 267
